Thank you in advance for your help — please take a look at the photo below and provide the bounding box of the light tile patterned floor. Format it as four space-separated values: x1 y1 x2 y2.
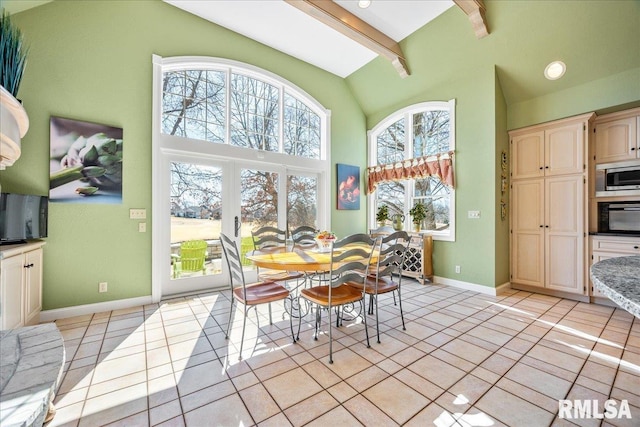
48 281 640 427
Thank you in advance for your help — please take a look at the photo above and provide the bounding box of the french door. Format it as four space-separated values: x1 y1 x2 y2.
155 154 322 299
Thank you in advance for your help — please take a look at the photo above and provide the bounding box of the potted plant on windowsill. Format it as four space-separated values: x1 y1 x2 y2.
376 205 390 227
409 202 427 232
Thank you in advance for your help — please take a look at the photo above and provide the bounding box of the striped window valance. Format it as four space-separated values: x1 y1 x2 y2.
366 151 455 194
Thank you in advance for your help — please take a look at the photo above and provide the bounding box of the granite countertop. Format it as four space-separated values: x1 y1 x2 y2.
0 323 65 427
590 255 640 318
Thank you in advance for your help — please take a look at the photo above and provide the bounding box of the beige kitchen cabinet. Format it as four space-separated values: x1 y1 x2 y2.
511 176 585 294
510 113 592 180
589 235 640 298
594 108 640 164
0 241 45 329
510 113 592 297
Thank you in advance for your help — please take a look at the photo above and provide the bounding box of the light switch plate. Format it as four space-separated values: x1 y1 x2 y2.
130 208 146 219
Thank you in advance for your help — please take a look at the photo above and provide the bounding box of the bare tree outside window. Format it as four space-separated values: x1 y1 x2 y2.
371 105 453 236
287 175 318 230
162 68 324 239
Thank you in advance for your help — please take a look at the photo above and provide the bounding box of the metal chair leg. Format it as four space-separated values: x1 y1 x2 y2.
296 297 303 341
238 305 249 360
362 299 370 348
225 298 235 339
398 289 406 330
328 303 333 364
374 292 381 344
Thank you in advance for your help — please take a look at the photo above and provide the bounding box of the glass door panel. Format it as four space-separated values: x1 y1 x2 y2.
240 168 279 269
168 161 225 290
287 174 318 231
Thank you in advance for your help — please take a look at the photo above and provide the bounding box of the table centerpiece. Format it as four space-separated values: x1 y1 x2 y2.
315 230 336 253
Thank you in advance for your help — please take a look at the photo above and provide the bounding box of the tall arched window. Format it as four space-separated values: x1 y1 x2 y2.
368 100 455 241
152 55 330 299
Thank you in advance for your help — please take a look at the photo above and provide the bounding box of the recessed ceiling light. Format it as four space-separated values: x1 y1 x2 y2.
544 61 566 80
358 0 371 8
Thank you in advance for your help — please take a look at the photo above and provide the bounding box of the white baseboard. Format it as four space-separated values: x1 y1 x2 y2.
40 296 154 322
433 276 510 296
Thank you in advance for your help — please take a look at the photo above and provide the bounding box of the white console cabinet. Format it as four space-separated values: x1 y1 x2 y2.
0 241 45 329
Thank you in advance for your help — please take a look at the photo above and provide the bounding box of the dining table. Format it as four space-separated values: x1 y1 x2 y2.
246 245 336 273
245 242 379 318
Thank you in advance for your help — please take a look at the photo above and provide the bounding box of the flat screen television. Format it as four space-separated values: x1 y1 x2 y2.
0 193 49 244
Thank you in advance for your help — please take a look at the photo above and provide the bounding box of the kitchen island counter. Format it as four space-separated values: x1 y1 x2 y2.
590 255 640 318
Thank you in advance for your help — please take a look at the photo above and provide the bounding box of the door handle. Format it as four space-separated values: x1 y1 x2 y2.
234 216 240 238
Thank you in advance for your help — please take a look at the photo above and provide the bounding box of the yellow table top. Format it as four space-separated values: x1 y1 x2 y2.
246 247 334 272
246 245 376 272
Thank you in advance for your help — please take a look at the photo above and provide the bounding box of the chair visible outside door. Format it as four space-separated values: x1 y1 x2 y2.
251 226 303 283
171 240 208 278
358 230 410 343
297 233 379 363
220 233 294 360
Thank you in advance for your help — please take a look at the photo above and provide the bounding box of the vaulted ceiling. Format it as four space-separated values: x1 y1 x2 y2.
5 0 639 111
164 0 458 78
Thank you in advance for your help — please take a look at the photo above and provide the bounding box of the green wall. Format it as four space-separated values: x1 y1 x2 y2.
346 1 639 288
2 0 638 309
1 0 365 309
494 71 509 287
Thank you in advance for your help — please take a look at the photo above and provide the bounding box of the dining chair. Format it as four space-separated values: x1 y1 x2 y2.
290 225 317 247
357 230 410 343
251 226 303 283
297 233 379 363
220 232 294 360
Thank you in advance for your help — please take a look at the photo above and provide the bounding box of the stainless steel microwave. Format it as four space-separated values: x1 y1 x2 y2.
595 160 640 197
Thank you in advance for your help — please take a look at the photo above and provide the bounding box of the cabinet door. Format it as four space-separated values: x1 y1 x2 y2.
511 179 545 287
0 255 25 329
545 175 584 294
24 248 43 326
590 252 615 298
511 131 544 180
545 122 585 176
595 116 638 163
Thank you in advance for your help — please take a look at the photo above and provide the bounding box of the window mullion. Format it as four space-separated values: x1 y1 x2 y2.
279 87 285 153
225 68 232 146
404 112 413 217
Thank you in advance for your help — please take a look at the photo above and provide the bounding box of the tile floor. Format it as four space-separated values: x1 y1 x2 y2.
48 280 640 427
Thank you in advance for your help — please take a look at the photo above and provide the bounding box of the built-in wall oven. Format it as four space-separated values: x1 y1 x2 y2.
598 201 640 235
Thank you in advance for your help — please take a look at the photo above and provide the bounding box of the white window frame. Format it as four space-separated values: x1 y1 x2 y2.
367 100 456 242
151 55 331 302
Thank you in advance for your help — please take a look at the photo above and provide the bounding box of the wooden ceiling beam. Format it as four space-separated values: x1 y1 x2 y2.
453 0 489 39
284 0 409 78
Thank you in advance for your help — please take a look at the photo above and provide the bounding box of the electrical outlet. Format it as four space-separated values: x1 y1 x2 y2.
468 210 481 219
99 282 108 293
129 208 146 219
455 265 461 274
138 222 146 232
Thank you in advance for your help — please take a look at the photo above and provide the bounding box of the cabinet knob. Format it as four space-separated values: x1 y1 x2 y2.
539 167 543 170
634 246 639 249
23 263 34 268
632 147 636 151
545 166 549 169
545 225 549 228
539 225 544 228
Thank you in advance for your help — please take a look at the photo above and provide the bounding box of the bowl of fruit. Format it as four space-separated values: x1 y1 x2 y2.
315 231 336 253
